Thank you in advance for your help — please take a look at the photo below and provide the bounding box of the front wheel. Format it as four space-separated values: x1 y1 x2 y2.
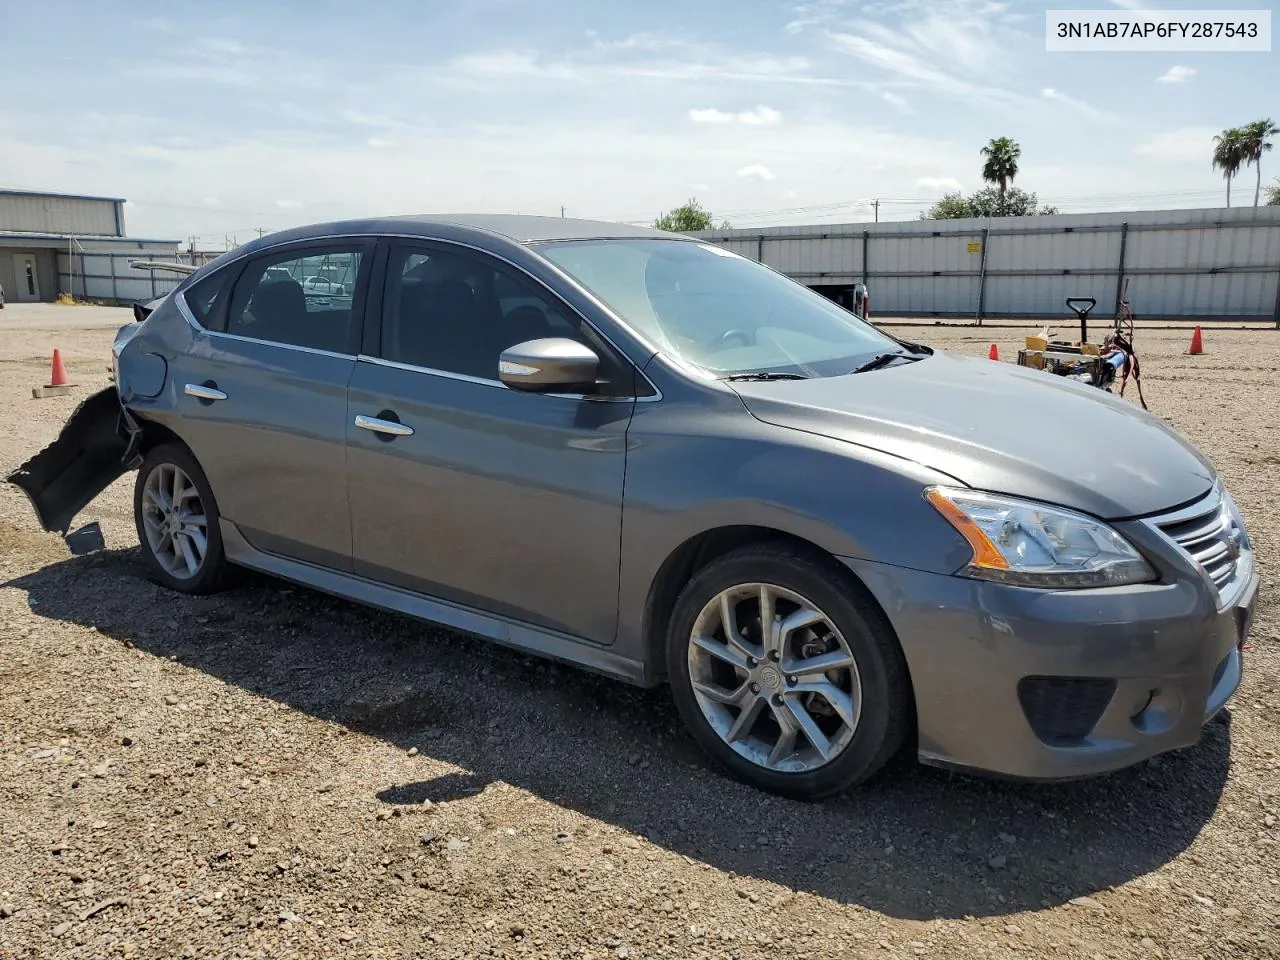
666 544 910 800
133 442 230 594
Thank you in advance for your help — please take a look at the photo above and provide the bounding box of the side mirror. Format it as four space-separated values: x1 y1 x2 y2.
499 338 600 393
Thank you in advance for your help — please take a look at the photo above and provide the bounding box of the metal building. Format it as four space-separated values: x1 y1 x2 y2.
694 206 1280 323
0 188 180 305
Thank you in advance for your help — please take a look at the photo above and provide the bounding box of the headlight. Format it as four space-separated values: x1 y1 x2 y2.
925 486 1156 588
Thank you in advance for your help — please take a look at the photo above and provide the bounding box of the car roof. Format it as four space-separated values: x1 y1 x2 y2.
187 214 696 282
384 214 678 243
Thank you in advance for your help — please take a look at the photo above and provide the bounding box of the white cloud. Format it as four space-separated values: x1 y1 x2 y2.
366 137 395 149
1157 65 1196 84
737 164 777 181
917 176 962 192
1040 87 1109 120
689 106 782 125
1132 127 1217 163
275 199 304 209
828 32 1031 114
201 197 221 207
880 91 913 114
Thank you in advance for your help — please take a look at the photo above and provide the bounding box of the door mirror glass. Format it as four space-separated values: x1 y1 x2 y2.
499 338 599 393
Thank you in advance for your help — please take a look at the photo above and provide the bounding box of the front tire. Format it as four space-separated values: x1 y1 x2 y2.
666 543 910 800
133 442 230 594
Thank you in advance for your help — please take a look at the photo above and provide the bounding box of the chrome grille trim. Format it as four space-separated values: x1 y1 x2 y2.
1144 482 1252 607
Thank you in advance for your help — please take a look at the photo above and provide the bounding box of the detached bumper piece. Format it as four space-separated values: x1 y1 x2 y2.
5 387 140 539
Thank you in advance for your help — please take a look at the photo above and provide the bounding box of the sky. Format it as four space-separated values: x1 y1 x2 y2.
0 0 1275 244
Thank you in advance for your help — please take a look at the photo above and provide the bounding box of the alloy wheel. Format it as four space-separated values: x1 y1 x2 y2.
140 462 209 580
687 582 863 773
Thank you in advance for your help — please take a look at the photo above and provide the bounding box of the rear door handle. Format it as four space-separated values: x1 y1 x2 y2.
354 414 414 437
184 383 227 401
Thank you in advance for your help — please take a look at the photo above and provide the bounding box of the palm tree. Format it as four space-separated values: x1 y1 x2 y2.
979 137 1021 213
1212 128 1246 207
1240 118 1280 207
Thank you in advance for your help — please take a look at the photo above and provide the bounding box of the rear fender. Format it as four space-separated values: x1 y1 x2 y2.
5 388 142 535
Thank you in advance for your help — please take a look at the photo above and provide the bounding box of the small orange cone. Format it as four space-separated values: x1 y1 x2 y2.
49 349 69 387
32 348 76 397
988 343 999 361
1188 326 1203 355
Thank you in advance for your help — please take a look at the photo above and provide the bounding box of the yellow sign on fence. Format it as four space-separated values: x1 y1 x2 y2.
967 241 982 254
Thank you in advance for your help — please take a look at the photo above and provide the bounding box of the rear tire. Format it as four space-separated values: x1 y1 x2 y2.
666 543 910 800
133 442 230 595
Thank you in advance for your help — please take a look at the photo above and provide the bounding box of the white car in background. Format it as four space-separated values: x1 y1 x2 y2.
302 276 346 296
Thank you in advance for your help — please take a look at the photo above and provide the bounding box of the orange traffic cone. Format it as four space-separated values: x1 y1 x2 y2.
1188 326 1203 355
32 348 76 398
49 349 69 387
988 343 999 361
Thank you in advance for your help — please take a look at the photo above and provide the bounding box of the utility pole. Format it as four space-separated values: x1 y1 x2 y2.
560 205 566 218
873 199 880 223
256 227 265 239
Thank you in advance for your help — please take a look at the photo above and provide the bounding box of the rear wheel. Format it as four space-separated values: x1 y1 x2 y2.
667 543 910 800
133 442 230 594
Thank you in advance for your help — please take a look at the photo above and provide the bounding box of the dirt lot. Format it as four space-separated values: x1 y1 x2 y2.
1 303 1277 960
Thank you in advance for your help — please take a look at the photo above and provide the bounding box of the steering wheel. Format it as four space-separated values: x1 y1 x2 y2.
717 328 753 349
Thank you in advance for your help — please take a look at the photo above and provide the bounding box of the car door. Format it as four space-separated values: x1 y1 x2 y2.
345 240 638 643
166 239 373 571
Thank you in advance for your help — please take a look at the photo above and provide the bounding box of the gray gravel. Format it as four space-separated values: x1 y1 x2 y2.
1 304 1277 959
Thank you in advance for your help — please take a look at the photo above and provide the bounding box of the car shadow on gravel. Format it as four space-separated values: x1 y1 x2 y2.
8 547 1232 921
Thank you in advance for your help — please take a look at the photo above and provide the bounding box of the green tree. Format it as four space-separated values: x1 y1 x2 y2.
921 186 1057 220
979 137 1021 213
654 197 730 232
1265 178 1280 206
1212 127 1246 207
1239 118 1280 207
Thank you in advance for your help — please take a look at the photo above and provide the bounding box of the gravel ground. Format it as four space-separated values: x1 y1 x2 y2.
1 304 1277 960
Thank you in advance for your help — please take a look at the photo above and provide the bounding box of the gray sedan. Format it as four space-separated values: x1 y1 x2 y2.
8 215 1259 799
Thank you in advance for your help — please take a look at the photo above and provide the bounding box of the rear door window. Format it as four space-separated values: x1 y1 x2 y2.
225 245 369 353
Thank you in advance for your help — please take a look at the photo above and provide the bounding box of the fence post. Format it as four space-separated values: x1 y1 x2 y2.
111 253 118 304
975 226 990 325
861 229 869 286
1273 263 1280 329
756 235 764 263
1113 221 1129 318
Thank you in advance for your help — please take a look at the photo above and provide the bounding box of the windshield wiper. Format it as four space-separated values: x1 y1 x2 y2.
850 352 919 374
721 372 809 382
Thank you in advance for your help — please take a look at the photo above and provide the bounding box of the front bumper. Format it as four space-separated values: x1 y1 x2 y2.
843 554 1258 780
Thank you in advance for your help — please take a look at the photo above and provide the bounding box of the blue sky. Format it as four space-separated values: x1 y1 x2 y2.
0 0 1275 243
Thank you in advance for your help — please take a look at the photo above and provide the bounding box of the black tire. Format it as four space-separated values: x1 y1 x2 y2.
133 442 231 595
666 542 911 800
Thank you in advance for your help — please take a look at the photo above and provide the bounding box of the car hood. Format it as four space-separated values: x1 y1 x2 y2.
729 351 1214 520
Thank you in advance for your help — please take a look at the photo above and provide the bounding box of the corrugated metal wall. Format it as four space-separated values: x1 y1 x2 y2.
57 241 185 303
0 193 122 237
694 206 1280 321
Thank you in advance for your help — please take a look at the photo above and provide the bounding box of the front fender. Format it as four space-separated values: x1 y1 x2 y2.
614 403 975 671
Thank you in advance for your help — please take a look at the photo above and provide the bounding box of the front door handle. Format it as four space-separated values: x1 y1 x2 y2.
184 383 227 402
354 414 414 437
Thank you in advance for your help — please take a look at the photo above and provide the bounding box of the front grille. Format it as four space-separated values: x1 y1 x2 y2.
1017 676 1117 745
1148 486 1245 596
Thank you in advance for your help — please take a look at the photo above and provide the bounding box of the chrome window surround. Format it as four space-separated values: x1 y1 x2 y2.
1142 480 1254 610
172 231 663 403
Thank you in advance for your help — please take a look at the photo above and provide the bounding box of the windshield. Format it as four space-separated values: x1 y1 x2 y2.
534 238 902 378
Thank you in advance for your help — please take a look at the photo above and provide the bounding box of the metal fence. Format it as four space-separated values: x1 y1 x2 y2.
55 248 219 305
694 206 1280 325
